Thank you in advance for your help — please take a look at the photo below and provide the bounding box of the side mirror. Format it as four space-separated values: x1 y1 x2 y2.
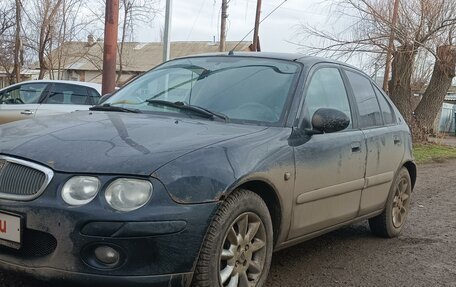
307 108 350 134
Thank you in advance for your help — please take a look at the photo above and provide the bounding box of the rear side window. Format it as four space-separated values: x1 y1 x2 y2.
345 70 382 128
302 67 352 130
373 86 395 125
87 88 101 105
45 83 90 105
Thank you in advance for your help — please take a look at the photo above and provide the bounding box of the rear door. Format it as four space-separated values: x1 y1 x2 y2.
0 83 49 124
290 65 366 238
35 83 93 118
343 69 405 215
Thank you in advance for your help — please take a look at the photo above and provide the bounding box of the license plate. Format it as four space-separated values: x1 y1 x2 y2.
0 211 22 249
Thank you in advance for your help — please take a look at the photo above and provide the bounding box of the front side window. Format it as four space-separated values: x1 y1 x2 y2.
345 70 382 128
45 84 90 105
0 83 47 104
302 67 352 130
105 57 301 125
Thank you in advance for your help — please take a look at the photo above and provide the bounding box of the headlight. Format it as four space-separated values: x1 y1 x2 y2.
105 179 153 212
62 176 100 206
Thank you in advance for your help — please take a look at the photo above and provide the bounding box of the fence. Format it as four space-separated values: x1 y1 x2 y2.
439 103 456 133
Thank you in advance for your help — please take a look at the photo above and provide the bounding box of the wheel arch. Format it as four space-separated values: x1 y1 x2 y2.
223 179 283 246
403 161 417 190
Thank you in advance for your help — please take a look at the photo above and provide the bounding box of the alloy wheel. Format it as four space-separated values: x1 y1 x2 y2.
392 176 411 228
219 212 267 287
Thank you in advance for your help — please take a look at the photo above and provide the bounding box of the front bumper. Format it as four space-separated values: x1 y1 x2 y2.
0 263 193 286
0 175 218 286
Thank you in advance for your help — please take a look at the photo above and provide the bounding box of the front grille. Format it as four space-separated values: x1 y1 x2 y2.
0 229 57 258
0 163 46 196
0 156 53 200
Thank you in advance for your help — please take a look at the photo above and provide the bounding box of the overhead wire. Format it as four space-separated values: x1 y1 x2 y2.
186 0 208 40
230 0 288 52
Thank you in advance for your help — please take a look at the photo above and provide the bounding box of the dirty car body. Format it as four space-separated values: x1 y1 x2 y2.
0 53 416 286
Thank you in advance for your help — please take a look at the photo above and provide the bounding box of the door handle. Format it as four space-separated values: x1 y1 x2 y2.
20 110 34 115
393 135 401 145
351 142 361 153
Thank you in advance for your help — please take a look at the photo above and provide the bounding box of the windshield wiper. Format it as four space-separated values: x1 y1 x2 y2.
146 100 229 122
89 104 141 114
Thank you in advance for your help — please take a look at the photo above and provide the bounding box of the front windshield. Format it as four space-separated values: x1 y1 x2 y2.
105 56 301 125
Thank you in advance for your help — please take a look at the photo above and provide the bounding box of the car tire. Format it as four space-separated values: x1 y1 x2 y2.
192 188 273 287
369 167 412 238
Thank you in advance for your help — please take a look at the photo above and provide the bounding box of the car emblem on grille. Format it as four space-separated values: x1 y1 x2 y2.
0 159 6 172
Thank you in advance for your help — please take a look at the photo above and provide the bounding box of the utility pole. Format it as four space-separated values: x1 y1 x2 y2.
163 0 173 62
102 0 119 95
252 0 262 52
219 0 228 52
383 0 400 93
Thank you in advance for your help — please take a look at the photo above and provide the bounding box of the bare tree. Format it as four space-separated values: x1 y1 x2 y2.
81 0 159 85
116 0 159 84
297 0 456 139
20 0 64 79
0 2 14 36
12 0 23 83
51 0 97 79
0 1 16 82
414 45 456 136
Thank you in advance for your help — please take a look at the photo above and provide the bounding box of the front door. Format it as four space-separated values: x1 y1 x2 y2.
290 66 366 239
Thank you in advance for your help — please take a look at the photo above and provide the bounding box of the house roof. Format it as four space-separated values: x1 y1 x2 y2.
446 94 456 102
0 69 40 76
45 41 252 73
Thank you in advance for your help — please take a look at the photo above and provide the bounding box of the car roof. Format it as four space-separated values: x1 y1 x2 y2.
0 80 102 94
173 52 361 72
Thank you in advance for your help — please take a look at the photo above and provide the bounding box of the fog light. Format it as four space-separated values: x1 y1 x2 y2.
94 246 120 265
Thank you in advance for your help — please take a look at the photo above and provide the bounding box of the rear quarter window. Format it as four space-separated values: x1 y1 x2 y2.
373 85 395 125
87 88 101 105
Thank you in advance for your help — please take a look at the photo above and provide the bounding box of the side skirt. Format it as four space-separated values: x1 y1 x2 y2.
274 209 383 252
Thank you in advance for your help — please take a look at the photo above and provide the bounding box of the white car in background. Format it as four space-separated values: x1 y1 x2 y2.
0 80 102 125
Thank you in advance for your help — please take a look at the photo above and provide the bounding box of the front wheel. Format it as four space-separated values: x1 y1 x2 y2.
192 189 273 287
369 167 412 238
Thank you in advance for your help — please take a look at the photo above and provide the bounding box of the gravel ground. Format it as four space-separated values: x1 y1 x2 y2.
265 160 456 287
1 160 455 287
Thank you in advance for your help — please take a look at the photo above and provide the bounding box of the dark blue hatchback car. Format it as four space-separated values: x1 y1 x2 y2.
0 53 416 287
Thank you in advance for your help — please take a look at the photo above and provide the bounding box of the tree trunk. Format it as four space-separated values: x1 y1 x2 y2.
12 0 21 84
433 107 442 134
38 26 50 79
414 45 456 139
38 0 63 79
388 44 416 125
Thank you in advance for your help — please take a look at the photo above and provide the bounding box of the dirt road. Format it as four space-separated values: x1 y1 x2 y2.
2 161 455 287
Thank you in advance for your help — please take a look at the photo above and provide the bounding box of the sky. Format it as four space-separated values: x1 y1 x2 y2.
136 0 332 54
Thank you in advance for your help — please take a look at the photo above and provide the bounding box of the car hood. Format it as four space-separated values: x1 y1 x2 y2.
0 111 266 175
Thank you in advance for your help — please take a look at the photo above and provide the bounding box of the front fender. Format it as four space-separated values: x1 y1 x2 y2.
153 145 237 203
152 128 295 205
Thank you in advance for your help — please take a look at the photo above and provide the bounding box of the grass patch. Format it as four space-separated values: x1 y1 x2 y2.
414 143 456 164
